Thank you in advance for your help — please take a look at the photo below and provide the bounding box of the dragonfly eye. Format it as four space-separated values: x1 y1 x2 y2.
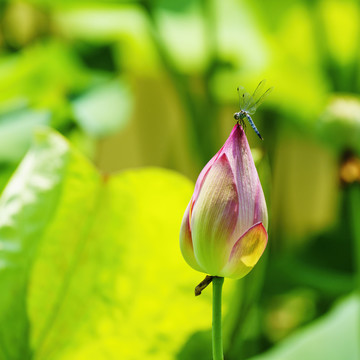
234 113 240 120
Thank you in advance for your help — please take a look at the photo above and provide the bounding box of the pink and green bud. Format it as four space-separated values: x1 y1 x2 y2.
180 124 268 279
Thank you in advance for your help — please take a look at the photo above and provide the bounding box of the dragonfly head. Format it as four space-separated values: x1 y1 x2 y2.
234 111 246 121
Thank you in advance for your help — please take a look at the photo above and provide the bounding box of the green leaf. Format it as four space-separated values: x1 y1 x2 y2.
54 5 147 42
54 5 160 73
0 42 90 108
249 295 360 360
0 108 51 163
154 0 210 73
0 128 71 359
318 95 360 155
71 80 132 137
0 165 16 195
0 128 236 359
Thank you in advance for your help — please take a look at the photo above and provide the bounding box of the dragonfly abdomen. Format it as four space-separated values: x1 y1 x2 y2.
245 113 263 140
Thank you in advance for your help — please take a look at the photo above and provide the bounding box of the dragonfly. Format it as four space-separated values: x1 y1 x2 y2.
234 80 273 140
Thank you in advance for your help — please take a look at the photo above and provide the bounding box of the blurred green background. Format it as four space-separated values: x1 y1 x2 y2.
0 0 360 359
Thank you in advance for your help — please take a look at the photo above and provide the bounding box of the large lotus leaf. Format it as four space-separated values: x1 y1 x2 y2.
0 128 235 359
0 129 71 359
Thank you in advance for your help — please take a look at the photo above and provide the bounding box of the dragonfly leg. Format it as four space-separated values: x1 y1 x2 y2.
239 119 246 133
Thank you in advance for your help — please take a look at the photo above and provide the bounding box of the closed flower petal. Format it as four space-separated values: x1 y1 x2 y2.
191 153 239 275
222 125 268 235
221 222 267 279
179 203 205 272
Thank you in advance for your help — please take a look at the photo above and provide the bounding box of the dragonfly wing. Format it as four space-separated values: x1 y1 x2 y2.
247 86 274 114
237 86 245 109
242 92 255 111
251 79 267 101
238 86 256 111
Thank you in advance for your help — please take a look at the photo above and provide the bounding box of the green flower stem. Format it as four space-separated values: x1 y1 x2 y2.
212 276 224 360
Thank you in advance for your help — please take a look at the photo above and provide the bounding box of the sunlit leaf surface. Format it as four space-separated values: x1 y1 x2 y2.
0 129 226 359
0 129 70 359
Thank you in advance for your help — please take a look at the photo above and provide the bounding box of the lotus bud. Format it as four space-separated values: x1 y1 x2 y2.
180 124 268 279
